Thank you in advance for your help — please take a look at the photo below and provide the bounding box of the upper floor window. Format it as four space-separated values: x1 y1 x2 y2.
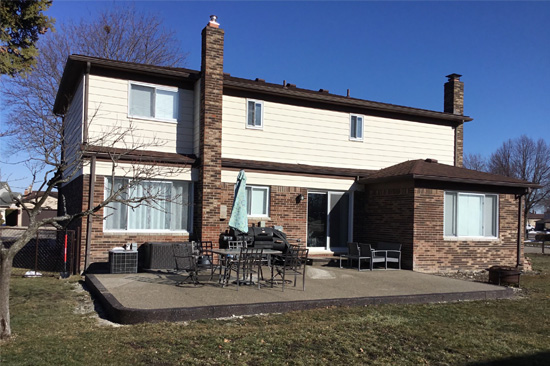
129 82 179 122
444 192 498 238
246 185 269 216
350 114 364 141
246 99 263 129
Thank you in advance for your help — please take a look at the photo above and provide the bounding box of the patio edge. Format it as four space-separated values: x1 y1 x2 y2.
85 274 516 325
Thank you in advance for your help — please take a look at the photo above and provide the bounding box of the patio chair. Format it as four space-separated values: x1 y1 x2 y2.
196 240 221 279
228 240 245 249
359 243 387 270
340 242 371 271
172 242 200 286
270 247 309 291
222 248 264 290
376 242 402 270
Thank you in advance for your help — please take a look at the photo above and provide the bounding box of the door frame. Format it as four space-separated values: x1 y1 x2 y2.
306 190 354 252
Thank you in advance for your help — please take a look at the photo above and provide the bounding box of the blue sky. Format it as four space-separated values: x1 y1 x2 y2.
1 0 549 190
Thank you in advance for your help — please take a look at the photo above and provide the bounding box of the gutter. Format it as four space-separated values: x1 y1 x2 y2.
84 154 96 271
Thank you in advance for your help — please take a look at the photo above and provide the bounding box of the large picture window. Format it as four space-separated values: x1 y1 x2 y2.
104 178 192 232
246 186 269 217
444 192 498 237
129 82 178 121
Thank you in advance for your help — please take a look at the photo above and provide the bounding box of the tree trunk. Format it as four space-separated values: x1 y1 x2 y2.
0 253 13 339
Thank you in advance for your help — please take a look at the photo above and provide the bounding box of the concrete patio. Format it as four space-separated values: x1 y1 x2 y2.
85 265 515 324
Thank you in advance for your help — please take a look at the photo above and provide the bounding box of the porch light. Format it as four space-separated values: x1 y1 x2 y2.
296 194 305 203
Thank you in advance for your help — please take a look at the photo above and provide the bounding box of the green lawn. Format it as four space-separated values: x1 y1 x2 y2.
2 256 550 366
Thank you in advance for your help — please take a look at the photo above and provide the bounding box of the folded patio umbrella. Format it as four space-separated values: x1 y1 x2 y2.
229 170 248 234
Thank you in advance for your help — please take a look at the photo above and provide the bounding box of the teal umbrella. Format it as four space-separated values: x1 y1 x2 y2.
229 170 248 233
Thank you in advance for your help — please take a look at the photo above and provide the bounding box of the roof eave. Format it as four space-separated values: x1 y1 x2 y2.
224 78 473 124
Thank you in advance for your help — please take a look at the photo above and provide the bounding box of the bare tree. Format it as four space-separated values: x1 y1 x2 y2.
488 135 550 224
463 153 487 172
1 5 186 153
0 5 188 340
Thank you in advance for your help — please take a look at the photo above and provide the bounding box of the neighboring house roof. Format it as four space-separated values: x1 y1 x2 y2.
527 213 544 220
358 159 539 188
54 54 472 125
22 191 59 202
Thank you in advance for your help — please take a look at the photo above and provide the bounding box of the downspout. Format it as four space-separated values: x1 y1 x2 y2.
83 62 91 144
516 191 525 268
84 154 96 271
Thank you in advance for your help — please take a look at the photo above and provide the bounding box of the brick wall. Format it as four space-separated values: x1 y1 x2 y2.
219 182 308 244
58 175 84 270
413 185 522 273
80 175 191 266
455 123 464 168
196 23 225 243
355 181 415 269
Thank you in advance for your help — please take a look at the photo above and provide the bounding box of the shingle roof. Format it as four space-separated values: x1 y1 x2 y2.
358 159 539 188
222 158 373 178
224 76 472 123
54 54 472 124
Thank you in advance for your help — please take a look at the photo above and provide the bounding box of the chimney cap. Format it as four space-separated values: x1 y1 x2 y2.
446 73 462 81
209 15 220 27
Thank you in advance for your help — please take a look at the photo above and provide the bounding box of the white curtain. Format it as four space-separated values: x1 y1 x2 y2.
444 192 456 236
484 195 497 237
104 178 128 230
247 101 255 126
106 178 190 231
156 89 178 120
130 84 154 118
249 187 267 216
457 194 483 236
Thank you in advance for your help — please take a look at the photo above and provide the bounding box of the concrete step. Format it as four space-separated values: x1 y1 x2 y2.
308 255 342 267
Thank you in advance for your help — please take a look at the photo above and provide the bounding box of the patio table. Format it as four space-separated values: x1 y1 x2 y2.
211 248 282 286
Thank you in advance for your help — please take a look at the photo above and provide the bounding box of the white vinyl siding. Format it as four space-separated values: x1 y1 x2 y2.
222 95 456 170
222 170 355 191
444 192 498 238
246 99 263 129
62 75 85 185
350 114 363 141
104 177 192 232
86 75 194 154
246 185 269 217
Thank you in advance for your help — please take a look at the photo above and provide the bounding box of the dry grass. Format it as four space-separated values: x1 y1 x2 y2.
2 255 550 365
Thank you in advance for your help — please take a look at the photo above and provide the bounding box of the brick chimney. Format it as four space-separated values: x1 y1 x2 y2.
444 73 465 168
196 15 225 242
444 73 464 115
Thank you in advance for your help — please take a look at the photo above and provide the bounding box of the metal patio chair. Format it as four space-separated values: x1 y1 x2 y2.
172 242 200 286
340 242 371 271
270 247 309 291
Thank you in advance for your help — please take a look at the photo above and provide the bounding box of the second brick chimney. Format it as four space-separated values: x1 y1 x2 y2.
444 73 465 167
444 73 464 115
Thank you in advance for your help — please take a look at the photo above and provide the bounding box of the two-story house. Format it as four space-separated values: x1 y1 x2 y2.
54 16 537 273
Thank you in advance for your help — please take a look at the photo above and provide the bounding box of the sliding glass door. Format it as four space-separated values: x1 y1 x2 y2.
307 191 350 250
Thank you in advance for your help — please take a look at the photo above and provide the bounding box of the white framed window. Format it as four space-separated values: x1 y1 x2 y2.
350 114 364 141
246 99 263 129
444 191 498 238
104 178 192 232
128 82 179 122
246 185 269 216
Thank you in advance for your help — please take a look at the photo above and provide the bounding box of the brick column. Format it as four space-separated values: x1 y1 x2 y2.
196 17 224 243
444 73 465 167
